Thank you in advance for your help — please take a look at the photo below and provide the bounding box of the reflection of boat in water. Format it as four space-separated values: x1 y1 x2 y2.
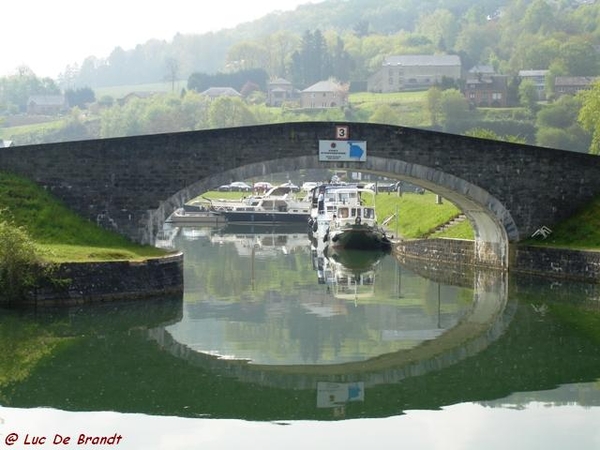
211 225 310 257
310 242 388 301
323 248 388 301
324 247 388 273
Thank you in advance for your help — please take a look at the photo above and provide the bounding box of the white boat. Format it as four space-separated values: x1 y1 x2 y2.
308 185 392 252
206 184 312 225
207 183 307 212
167 203 226 226
218 196 311 224
323 204 392 252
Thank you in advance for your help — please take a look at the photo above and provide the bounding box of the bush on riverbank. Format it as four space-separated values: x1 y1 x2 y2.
0 218 51 304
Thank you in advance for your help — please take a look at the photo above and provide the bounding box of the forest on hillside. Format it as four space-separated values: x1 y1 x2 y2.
2 0 600 154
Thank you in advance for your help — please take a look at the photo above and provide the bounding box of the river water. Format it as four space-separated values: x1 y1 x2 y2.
1 223 600 449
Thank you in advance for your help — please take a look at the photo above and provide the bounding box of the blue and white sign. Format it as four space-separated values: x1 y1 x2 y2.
319 140 367 162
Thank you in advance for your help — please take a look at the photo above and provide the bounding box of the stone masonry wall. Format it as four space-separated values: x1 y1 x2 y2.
511 245 600 282
396 238 600 283
29 253 184 306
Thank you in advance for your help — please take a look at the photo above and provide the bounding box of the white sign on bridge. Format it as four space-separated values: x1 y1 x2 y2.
319 140 367 162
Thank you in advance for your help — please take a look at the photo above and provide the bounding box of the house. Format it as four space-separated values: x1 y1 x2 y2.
464 71 509 107
26 95 68 115
554 76 598 97
367 54 462 93
118 91 155 106
300 79 348 109
518 70 549 100
199 87 241 100
266 78 298 107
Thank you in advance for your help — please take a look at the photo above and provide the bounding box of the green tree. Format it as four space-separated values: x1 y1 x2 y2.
577 79 600 154
518 79 540 115
208 97 256 128
439 88 470 132
556 38 600 76
0 218 46 305
465 128 526 143
426 86 443 128
415 9 459 51
290 29 330 87
369 104 400 125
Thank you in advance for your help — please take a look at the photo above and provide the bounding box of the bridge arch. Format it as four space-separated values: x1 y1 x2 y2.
2 122 600 271
158 154 516 268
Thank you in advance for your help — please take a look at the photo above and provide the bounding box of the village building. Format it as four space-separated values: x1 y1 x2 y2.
554 76 598 98
266 78 299 107
367 54 462 93
199 87 242 101
464 66 509 107
518 70 549 100
300 79 348 109
26 95 69 115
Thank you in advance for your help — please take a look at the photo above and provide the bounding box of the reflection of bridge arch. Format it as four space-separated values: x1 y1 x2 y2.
147 269 511 389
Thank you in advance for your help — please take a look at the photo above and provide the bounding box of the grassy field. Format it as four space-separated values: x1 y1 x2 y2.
94 81 186 99
348 91 430 127
0 173 169 262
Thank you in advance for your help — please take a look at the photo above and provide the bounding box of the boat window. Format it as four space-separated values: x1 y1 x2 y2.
363 208 374 219
339 207 349 218
263 200 274 209
351 208 359 217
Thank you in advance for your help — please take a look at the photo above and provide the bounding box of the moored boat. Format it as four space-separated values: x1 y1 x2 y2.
217 196 311 224
324 208 392 252
309 184 392 252
167 203 226 226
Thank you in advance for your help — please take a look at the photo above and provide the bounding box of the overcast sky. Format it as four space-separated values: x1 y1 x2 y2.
1 0 320 79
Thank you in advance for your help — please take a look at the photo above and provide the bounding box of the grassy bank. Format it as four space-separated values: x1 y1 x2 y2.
0 172 168 262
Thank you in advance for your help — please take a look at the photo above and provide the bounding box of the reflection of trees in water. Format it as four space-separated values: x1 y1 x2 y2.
3 274 600 420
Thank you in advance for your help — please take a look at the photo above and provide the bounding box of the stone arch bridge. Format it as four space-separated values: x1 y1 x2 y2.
1 122 599 269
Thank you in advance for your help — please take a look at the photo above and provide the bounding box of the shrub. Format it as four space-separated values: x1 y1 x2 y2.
0 218 49 305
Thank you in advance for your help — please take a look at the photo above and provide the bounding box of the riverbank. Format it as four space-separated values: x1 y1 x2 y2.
394 238 600 283
16 252 184 307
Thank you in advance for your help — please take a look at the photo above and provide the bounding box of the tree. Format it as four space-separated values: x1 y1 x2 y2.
226 41 269 72
439 88 471 132
518 79 540 115
465 128 527 143
577 79 600 154
426 86 443 128
164 57 180 93
290 30 330 87
369 104 401 125
0 218 46 305
65 87 95 109
208 97 256 128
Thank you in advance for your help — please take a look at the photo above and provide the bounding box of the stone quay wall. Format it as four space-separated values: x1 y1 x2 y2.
510 245 600 282
30 252 184 306
396 238 600 282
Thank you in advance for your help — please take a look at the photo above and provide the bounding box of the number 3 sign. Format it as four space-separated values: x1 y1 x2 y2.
335 125 349 140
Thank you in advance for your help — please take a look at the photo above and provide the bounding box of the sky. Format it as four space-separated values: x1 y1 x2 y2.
1 0 320 79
